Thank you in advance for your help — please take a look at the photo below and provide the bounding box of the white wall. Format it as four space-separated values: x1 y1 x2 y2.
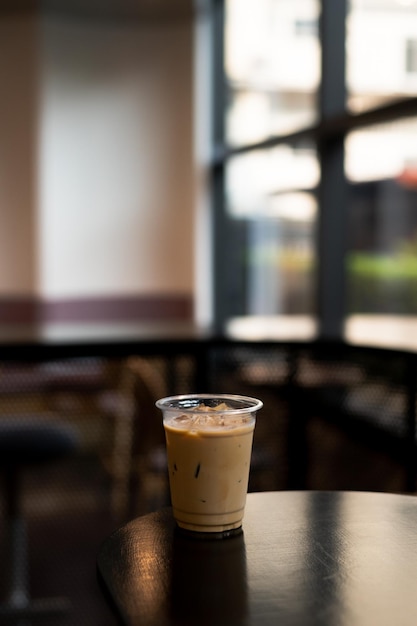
38 17 194 299
0 14 194 310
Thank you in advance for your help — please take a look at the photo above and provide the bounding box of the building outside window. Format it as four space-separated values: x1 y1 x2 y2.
209 0 417 341
406 38 417 74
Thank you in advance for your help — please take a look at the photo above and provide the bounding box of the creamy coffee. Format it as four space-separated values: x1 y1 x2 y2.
156 395 262 534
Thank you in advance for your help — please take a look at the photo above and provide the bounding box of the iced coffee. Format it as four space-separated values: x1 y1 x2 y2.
156 394 263 535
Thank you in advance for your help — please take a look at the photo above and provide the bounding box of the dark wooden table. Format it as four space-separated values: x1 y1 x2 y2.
97 490 417 626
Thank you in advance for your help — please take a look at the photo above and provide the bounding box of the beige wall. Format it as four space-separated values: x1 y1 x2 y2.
0 16 38 295
0 13 194 320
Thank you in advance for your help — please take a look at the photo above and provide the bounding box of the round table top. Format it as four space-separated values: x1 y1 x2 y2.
97 490 417 626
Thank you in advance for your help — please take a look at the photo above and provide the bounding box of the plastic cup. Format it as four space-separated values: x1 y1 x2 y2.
156 393 263 537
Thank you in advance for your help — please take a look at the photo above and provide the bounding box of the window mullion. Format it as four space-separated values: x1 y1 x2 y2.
317 0 348 338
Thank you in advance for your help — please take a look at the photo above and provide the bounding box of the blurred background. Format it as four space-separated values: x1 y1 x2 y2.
1 0 417 624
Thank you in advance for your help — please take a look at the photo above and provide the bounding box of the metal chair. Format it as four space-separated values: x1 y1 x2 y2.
100 357 168 520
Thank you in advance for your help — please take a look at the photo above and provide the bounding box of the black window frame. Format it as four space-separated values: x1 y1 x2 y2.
209 0 417 337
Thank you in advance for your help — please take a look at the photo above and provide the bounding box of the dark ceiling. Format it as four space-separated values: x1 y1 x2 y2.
0 0 195 21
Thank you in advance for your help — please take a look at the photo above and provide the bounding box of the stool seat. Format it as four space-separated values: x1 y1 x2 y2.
0 416 78 466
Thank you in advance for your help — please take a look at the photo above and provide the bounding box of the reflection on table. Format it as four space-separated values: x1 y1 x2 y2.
97 490 417 626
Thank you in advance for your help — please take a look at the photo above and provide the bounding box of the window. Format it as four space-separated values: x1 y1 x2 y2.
347 0 417 112
346 118 417 316
224 0 320 145
210 0 417 339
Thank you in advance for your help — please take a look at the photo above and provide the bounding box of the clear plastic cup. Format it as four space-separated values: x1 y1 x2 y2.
156 394 263 537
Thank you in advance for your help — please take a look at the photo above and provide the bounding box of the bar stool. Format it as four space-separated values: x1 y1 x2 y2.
0 415 79 622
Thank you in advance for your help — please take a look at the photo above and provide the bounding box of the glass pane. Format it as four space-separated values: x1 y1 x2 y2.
225 143 320 218
345 118 417 315
224 0 320 146
345 117 417 182
225 146 318 316
347 0 417 113
245 208 317 315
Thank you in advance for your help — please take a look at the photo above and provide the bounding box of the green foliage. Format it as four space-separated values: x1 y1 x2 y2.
347 248 417 313
347 252 417 279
